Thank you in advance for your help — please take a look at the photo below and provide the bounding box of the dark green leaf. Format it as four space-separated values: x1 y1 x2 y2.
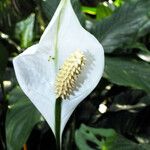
41 0 85 26
124 42 150 53
92 0 150 53
41 0 60 20
103 90 150 136
6 86 41 150
0 0 35 34
108 135 150 150
109 90 149 112
71 0 85 27
104 57 150 92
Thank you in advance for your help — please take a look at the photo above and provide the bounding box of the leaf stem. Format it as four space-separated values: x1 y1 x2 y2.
0 82 5 101
55 98 62 150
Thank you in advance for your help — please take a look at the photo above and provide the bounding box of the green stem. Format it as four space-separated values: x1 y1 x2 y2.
0 82 6 100
0 82 7 150
55 97 62 150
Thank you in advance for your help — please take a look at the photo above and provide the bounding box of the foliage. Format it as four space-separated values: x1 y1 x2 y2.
75 124 150 150
0 0 150 150
6 86 41 150
92 0 150 53
105 57 150 92
15 14 35 48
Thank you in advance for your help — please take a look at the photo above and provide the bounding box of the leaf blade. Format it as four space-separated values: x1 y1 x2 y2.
6 86 41 150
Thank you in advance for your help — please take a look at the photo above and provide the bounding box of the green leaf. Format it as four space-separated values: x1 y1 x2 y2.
104 57 150 93
110 90 150 112
0 0 35 34
41 0 60 20
75 124 150 150
75 124 117 150
124 42 150 62
114 0 124 7
107 135 150 150
92 0 150 53
96 4 113 20
6 86 41 150
82 6 97 15
126 42 150 53
15 14 35 48
71 0 85 27
0 42 8 82
41 0 85 26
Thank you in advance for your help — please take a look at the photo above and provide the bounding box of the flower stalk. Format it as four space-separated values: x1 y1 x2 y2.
55 98 62 150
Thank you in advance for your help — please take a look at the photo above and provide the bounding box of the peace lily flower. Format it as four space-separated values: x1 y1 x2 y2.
13 0 104 147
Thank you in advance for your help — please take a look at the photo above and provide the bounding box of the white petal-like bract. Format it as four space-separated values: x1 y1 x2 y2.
13 0 104 137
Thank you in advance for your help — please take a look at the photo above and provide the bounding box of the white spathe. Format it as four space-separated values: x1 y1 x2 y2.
13 0 104 136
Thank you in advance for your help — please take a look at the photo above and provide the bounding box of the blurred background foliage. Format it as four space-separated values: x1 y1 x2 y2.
0 0 150 149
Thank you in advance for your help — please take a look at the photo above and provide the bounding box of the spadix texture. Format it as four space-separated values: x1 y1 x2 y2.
55 50 86 99
13 0 104 136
